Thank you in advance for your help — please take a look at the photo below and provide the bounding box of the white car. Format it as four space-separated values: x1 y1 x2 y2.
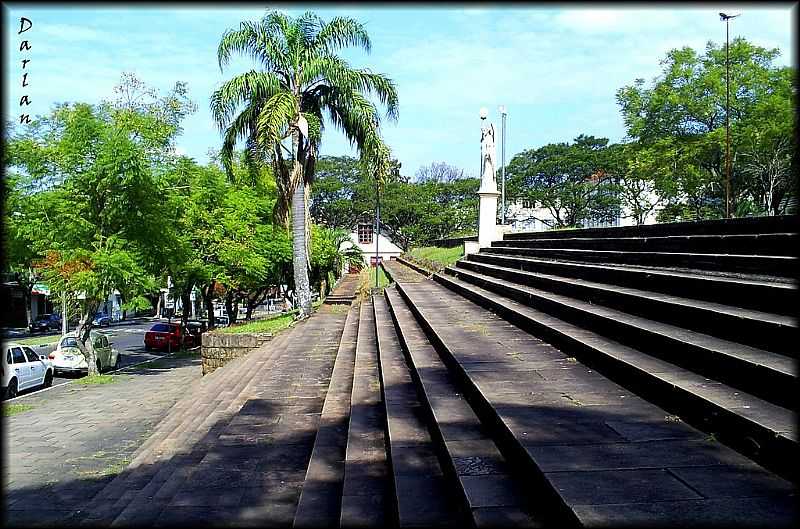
2 342 55 400
49 331 120 376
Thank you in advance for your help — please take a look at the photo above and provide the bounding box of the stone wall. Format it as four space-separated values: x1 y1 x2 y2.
201 332 272 375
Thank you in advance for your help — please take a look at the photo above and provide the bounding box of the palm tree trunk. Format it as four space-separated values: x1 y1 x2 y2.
292 168 312 318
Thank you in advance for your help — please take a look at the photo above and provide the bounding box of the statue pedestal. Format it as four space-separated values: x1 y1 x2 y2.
478 190 500 248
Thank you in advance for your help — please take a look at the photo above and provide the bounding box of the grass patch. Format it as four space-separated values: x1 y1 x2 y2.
369 266 390 288
358 265 390 298
4 403 34 416
325 304 350 314
14 335 59 346
218 313 295 335
407 246 465 269
74 374 125 385
77 456 132 479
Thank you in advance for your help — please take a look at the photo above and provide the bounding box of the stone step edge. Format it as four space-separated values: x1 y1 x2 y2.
474 251 796 290
485 247 795 278
384 287 547 528
391 283 580 526
90 339 277 504
373 294 466 528
106 328 297 524
491 246 796 260
292 301 361 528
397 256 437 276
457 257 795 330
425 274 797 483
340 298 390 527
90 328 295 512
132 328 294 465
445 265 797 397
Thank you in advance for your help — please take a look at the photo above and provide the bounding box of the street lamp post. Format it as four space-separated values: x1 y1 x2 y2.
499 105 507 224
62 291 68 336
375 176 380 288
720 12 740 219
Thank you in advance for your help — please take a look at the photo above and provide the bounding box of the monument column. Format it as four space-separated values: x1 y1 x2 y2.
477 108 500 248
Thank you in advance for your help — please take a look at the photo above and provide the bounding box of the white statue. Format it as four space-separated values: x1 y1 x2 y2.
480 120 497 193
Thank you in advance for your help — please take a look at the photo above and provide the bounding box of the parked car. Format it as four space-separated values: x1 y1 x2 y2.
48 331 120 375
185 320 207 344
2 342 55 399
92 312 111 327
144 323 195 352
29 313 61 333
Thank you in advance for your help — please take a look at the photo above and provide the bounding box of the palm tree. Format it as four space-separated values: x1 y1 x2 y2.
211 10 398 318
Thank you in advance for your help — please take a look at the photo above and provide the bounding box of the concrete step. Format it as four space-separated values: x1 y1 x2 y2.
340 299 390 527
503 215 799 241
384 287 545 528
425 275 797 483
293 302 360 528
454 259 797 356
89 337 279 510
91 330 295 525
373 294 467 528
468 252 796 315
139 307 348 527
445 265 796 409
492 232 797 256
395 280 797 525
485 246 796 277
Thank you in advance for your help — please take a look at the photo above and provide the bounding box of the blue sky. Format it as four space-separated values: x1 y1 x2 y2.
4 3 796 179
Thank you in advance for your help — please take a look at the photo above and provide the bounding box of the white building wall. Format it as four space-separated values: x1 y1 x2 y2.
506 188 662 233
342 229 403 267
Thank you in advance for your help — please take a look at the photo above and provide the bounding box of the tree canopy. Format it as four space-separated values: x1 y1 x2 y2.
211 10 399 317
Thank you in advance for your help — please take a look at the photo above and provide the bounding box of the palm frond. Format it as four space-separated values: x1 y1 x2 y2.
297 11 323 50
254 91 297 150
313 16 371 54
210 70 284 130
323 88 381 150
220 101 261 178
301 57 398 121
218 20 290 78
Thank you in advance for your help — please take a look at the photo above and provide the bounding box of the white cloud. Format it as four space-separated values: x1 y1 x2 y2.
553 8 681 34
37 23 117 42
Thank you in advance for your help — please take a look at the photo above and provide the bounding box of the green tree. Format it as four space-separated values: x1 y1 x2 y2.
211 10 398 318
4 74 196 373
616 38 796 218
310 156 477 248
310 155 366 230
506 135 621 228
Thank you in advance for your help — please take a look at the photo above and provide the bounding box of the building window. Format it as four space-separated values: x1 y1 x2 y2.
522 199 533 209
358 224 374 244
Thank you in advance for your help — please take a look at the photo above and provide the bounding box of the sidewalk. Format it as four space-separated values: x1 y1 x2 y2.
3 355 202 527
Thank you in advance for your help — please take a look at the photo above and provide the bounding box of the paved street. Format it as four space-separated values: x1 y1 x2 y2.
4 319 190 400
3 353 203 527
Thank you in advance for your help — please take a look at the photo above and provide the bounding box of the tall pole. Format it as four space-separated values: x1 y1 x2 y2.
62 291 67 336
725 16 731 218
500 106 507 224
720 12 739 218
375 177 380 288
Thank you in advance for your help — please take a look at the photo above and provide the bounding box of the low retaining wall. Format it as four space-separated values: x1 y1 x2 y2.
397 256 438 276
429 235 477 248
201 332 273 375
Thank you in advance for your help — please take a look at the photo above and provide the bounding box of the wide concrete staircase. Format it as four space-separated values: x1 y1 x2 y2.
294 216 798 526
84 217 796 527
380 215 796 525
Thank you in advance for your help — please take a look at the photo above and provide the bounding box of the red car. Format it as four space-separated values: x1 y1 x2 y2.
143 323 195 352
